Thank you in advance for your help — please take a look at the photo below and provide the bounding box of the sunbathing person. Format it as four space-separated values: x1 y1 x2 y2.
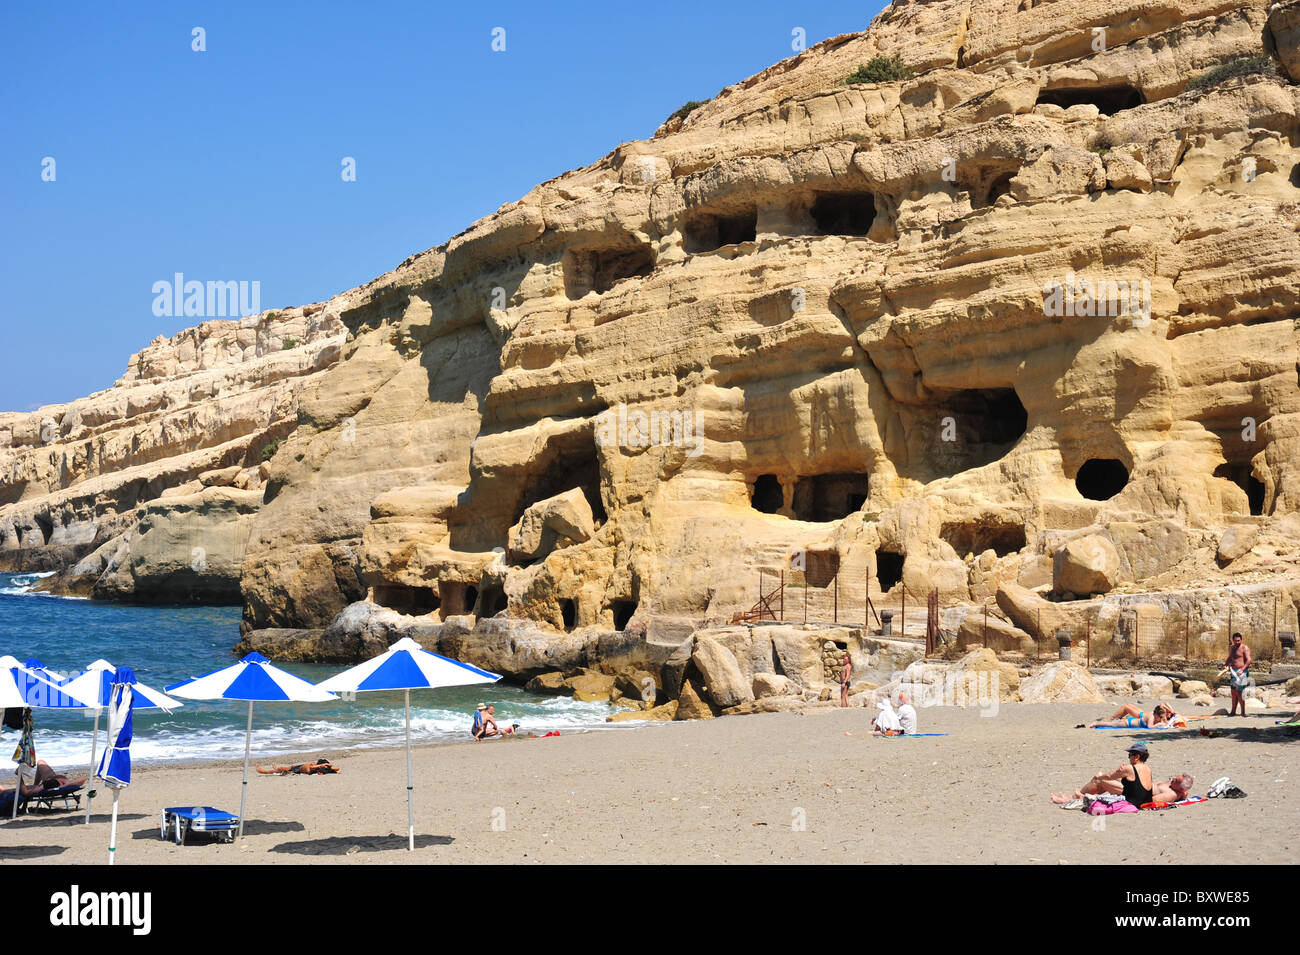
33 760 87 790
1050 742 1155 805
255 758 339 775
1150 773 1194 804
1086 702 1185 729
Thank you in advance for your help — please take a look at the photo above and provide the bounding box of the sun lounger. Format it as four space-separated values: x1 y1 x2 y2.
25 784 83 812
161 806 240 845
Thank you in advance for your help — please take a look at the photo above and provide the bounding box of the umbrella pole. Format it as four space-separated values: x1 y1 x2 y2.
108 789 120 865
405 689 414 852
239 701 252 840
84 709 101 824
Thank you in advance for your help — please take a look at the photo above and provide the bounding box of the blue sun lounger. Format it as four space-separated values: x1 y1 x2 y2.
161 806 239 845
1 785 84 815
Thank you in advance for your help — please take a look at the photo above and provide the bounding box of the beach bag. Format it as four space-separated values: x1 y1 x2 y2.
2 708 23 731
1088 799 1138 815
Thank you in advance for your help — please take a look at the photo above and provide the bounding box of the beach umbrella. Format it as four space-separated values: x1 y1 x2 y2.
0 656 98 818
315 638 500 851
96 668 135 865
165 652 336 839
61 659 182 824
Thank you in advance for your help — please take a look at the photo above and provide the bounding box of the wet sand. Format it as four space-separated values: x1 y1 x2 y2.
2 701 1295 864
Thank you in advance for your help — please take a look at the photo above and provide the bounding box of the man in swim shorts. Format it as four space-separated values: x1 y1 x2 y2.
1224 632 1252 717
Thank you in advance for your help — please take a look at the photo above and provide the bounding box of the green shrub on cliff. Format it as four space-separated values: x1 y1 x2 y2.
1187 55 1278 91
844 55 912 86
260 438 281 462
668 100 707 124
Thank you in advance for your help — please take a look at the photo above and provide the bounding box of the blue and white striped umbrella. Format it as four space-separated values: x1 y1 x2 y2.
96 668 134 865
62 659 182 825
166 652 336 838
316 638 500 851
0 655 97 710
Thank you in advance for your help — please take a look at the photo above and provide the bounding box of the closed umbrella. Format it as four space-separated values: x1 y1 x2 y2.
61 659 182 824
315 638 500 850
97 668 134 865
165 652 336 839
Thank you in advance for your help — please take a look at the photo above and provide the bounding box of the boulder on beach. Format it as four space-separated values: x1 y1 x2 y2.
1017 661 1105 704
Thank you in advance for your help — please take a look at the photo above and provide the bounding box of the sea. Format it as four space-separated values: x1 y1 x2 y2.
0 571 627 768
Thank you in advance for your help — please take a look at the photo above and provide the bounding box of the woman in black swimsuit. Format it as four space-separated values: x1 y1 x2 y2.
1050 741 1155 805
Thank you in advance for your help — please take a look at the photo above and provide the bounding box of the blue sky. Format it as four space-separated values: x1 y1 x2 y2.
0 1 886 411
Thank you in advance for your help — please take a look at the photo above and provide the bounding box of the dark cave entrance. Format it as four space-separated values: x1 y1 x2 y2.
611 599 637 631
513 431 607 527
1215 463 1266 516
809 192 876 236
1035 84 1145 115
559 597 578 631
372 584 440 616
940 521 1027 559
751 474 784 514
875 549 905 592
683 206 758 253
476 584 508 618
564 243 656 299
791 473 869 522
1075 458 1130 501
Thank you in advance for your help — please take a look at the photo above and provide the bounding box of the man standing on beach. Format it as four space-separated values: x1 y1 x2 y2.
839 653 852 708
1225 632 1252 717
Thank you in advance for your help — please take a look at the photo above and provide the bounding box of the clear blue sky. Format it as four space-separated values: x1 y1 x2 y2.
0 1 886 412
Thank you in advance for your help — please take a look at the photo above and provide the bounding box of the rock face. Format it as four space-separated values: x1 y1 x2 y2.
8 2 1300 676
0 306 344 602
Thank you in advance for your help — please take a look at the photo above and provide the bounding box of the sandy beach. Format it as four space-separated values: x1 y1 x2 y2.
2 699 1295 865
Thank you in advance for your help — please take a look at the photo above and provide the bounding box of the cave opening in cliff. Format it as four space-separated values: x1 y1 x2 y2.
559 597 577 631
438 580 475 618
984 172 1015 206
682 205 758 253
33 513 54 546
513 431 607 527
1035 84 1144 115
373 584 439 616
940 521 1026 559
805 549 840 588
875 549 904 592
792 473 869 523
921 388 1027 477
611 599 637 630
750 474 784 514
476 584 508 618
564 242 656 299
810 192 876 236
1215 463 1266 516
1075 458 1130 501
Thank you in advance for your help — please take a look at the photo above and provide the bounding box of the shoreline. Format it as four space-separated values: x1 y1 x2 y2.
4 701 1294 865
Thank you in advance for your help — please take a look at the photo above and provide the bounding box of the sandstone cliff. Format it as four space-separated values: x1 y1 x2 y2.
0 305 345 601
11 1 1300 693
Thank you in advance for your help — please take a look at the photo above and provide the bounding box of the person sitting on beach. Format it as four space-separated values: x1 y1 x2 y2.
1049 742 1155 805
472 702 494 739
255 758 339 776
1223 633 1252 717
1086 702 1185 729
896 692 917 735
872 698 902 736
486 705 517 737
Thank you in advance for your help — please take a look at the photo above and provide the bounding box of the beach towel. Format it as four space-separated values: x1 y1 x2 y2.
1088 798 1138 815
1139 796 1208 810
880 733 949 737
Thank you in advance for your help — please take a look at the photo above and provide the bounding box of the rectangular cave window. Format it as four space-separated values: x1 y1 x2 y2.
875 549 904 592
809 192 876 236
438 580 475 617
683 206 757 253
476 584 508 618
750 474 784 514
513 430 607 527
372 584 440 616
792 473 869 522
564 243 656 299
610 599 637 631
940 522 1026 559
1035 84 1144 116
805 549 840 589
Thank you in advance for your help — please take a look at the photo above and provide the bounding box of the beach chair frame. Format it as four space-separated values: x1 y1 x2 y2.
160 806 239 845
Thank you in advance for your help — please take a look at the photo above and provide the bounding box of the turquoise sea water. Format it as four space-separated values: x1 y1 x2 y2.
1 572 624 770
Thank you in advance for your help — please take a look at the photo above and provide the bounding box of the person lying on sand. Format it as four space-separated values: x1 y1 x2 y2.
1050 742 1154 805
256 758 339 775
1151 773 1193 804
1085 702 1185 729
